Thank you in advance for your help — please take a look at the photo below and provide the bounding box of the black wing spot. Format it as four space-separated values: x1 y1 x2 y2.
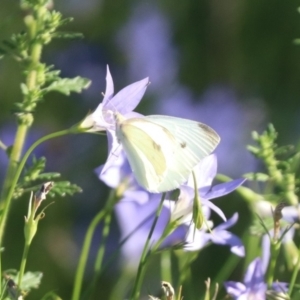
152 141 161 151
180 141 187 148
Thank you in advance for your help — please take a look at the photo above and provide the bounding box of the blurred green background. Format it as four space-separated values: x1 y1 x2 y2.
1 0 300 299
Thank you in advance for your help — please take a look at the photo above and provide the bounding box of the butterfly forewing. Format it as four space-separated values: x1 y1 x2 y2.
116 113 220 193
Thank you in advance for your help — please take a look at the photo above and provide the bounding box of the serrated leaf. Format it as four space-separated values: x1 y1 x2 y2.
20 83 29 95
35 172 61 180
244 172 269 181
48 181 82 197
2 39 16 50
6 271 42 292
52 32 84 39
23 156 46 182
20 272 43 291
246 145 259 155
275 145 295 156
44 76 91 95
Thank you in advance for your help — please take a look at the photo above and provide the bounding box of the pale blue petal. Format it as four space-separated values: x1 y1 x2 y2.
210 213 245 257
97 151 127 188
102 65 114 105
187 154 217 189
204 178 246 200
100 129 122 175
215 212 238 231
282 204 300 223
184 224 211 251
224 281 246 297
106 77 149 114
202 198 227 221
91 103 110 129
244 258 264 287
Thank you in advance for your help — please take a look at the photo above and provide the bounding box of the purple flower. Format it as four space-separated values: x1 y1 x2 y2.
114 193 188 267
95 150 151 204
224 258 288 300
185 213 245 257
80 65 149 174
169 154 246 222
112 154 246 266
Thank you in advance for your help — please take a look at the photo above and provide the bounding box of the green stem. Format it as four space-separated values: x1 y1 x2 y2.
18 243 30 287
130 193 166 300
0 248 2 295
177 252 194 300
0 9 44 244
288 244 300 296
94 213 112 273
0 129 71 245
85 204 114 299
71 190 118 300
160 251 172 282
0 124 29 243
71 209 107 300
265 240 280 287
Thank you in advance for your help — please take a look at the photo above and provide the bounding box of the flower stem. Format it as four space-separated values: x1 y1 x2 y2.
265 239 281 287
71 210 107 300
288 244 300 296
83 194 116 299
160 251 172 282
130 192 166 300
0 129 71 246
71 190 117 300
0 124 29 243
0 4 45 244
18 242 30 287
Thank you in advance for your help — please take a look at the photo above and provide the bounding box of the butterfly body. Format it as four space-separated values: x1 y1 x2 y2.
115 112 220 193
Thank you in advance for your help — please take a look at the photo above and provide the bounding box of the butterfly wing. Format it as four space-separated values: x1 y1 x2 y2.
143 115 220 192
116 118 176 192
116 114 220 193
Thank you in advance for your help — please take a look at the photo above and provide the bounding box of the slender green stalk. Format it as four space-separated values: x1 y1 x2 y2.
94 212 112 273
0 5 45 244
130 192 166 300
0 248 2 295
177 253 194 300
85 205 114 299
17 243 30 287
0 129 71 245
71 190 118 300
160 251 172 282
71 209 107 300
265 240 280 287
288 245 300 296
0 124 29 243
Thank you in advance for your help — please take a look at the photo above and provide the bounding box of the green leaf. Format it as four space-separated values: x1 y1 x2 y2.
274 145 294 156
23 156 46 183
48 181 82 197
52 32 84 39
5 270 43 293
20 271 43 291
43 76 91 95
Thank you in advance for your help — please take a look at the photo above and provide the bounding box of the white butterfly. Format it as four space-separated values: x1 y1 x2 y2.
114 112 220 193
